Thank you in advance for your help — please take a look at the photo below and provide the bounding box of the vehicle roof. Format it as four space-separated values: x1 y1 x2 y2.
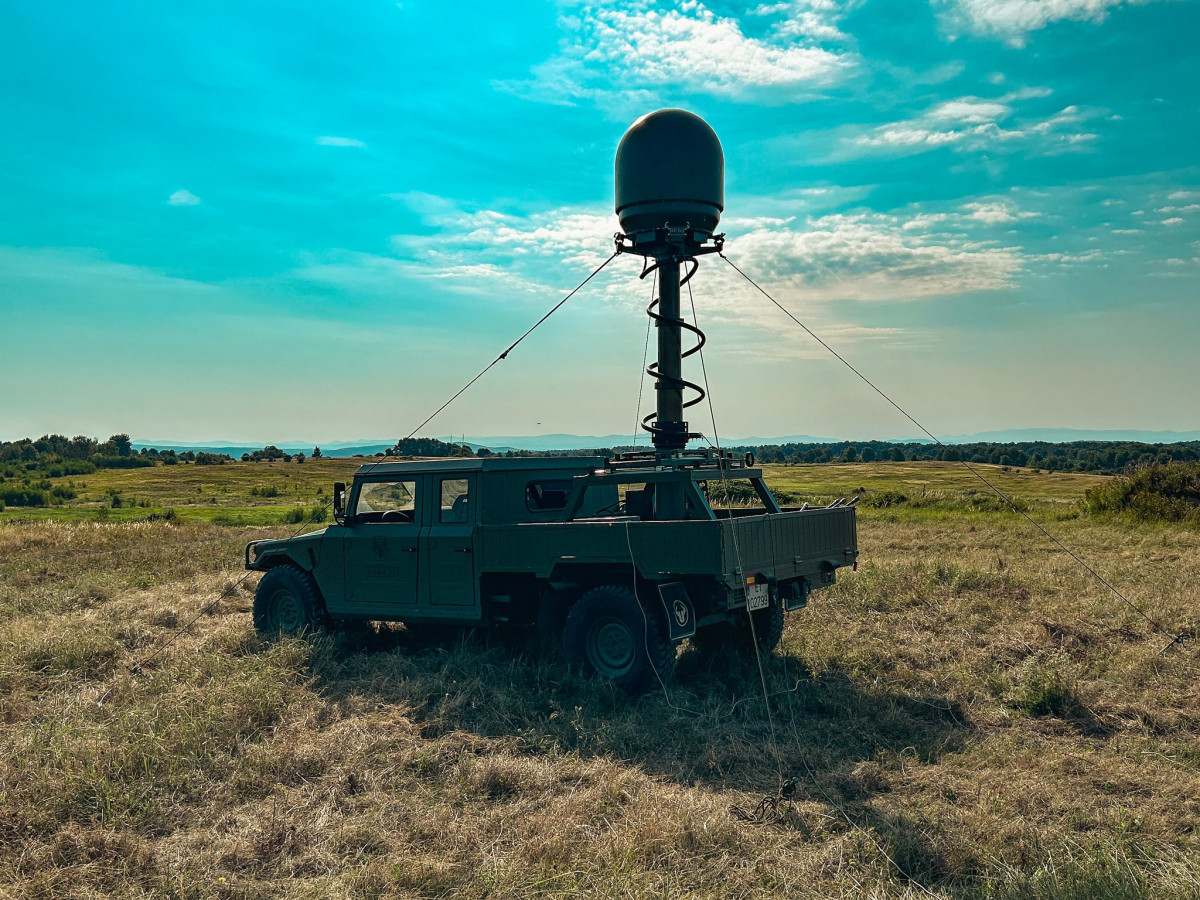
354 455 606 477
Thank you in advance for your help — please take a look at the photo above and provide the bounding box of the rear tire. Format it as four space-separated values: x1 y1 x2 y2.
744 600 785 655
562 584 676 695
691 602 785 656
253 565 326 636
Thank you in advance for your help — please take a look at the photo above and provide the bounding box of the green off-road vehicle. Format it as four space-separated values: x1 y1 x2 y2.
246 449 857 693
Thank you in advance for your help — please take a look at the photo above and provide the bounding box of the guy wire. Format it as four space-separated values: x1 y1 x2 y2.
719 251 1183 650
686 277 782 788
687 279 944 892
130 250 622 675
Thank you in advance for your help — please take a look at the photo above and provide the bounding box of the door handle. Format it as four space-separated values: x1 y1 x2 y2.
455 547 472 553
401 547 417 553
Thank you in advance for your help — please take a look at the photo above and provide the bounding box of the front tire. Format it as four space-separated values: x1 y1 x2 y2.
253 565 326 636
562 584 676 695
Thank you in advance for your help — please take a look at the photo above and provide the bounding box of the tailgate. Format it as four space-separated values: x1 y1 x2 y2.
722 507 857 583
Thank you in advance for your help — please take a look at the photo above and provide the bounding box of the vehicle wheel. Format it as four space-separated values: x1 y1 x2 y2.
742 600 785 655
562 584 676 695
253 565 327 636
690 602 785 656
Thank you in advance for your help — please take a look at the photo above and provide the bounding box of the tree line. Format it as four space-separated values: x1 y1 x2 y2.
723 440 1200 474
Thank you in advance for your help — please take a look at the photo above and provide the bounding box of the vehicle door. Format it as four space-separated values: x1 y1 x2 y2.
423 475 477 609
341 477 421 612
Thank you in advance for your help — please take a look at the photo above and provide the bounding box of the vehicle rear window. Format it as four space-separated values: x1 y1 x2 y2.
526 479 572 511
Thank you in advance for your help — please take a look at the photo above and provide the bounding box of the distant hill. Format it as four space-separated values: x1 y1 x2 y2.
938 428 1200 444
133 440 394 458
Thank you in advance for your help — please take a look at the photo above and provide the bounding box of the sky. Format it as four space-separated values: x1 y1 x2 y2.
2 0 1198 445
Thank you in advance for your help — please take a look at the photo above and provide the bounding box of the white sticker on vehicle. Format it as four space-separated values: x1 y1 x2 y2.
746 581 770 611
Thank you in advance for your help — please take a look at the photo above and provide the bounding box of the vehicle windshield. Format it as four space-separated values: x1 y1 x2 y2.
355 480 418 523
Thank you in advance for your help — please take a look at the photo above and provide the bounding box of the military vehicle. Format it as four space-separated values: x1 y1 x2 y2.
246 109 859 693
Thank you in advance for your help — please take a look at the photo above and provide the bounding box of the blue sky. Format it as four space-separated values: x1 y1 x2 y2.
2 0 1197 444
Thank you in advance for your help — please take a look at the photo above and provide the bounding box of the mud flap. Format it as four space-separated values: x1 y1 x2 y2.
657 582 696 641
781 578 810 611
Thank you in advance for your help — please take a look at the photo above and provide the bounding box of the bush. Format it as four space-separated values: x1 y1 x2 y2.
1084 461 1200 524
284 505 329 524
1 488 48 507
91 455 154 469
863 489 910 508
44 460 96 477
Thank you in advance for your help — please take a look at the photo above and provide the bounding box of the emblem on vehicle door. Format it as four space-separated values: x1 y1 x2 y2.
673 599 690 628
371 537 389 561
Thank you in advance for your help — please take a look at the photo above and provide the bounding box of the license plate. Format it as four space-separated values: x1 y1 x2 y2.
746 581 770 611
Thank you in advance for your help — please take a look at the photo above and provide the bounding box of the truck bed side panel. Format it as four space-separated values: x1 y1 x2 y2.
478 521 725 579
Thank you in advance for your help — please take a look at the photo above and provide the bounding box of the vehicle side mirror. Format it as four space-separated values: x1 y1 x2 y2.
333 482 346 524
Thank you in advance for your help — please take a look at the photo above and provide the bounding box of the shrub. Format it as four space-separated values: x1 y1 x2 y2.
864 489 910 508
1084 461 1200 524
0 488 48 507
44 460 96 477
284 505 329 524
91 455 154 469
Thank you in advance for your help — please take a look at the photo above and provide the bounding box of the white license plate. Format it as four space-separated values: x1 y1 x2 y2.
746 582 770 611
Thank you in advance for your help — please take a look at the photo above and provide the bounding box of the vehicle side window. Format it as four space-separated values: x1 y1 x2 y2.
440 478 470 523
355 480 419 524
526 479 572 511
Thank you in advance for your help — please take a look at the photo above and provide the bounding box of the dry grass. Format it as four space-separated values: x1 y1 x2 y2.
2 465 1200 898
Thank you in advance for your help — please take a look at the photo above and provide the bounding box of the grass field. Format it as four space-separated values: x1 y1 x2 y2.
2 461 1199 898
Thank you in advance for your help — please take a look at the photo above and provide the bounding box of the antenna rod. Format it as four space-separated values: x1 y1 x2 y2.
654 256 685 452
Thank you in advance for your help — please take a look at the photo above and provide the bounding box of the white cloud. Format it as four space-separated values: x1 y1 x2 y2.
938 0 1168 46
931 98 1010 123
316 136 366 148
848 93 1101 157
501 1 854 107
1167 190 1199 201
1160 217 1184 226
723 211 1023 302
167 189 201 206
961 199 1036 224
389 197 1032 305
